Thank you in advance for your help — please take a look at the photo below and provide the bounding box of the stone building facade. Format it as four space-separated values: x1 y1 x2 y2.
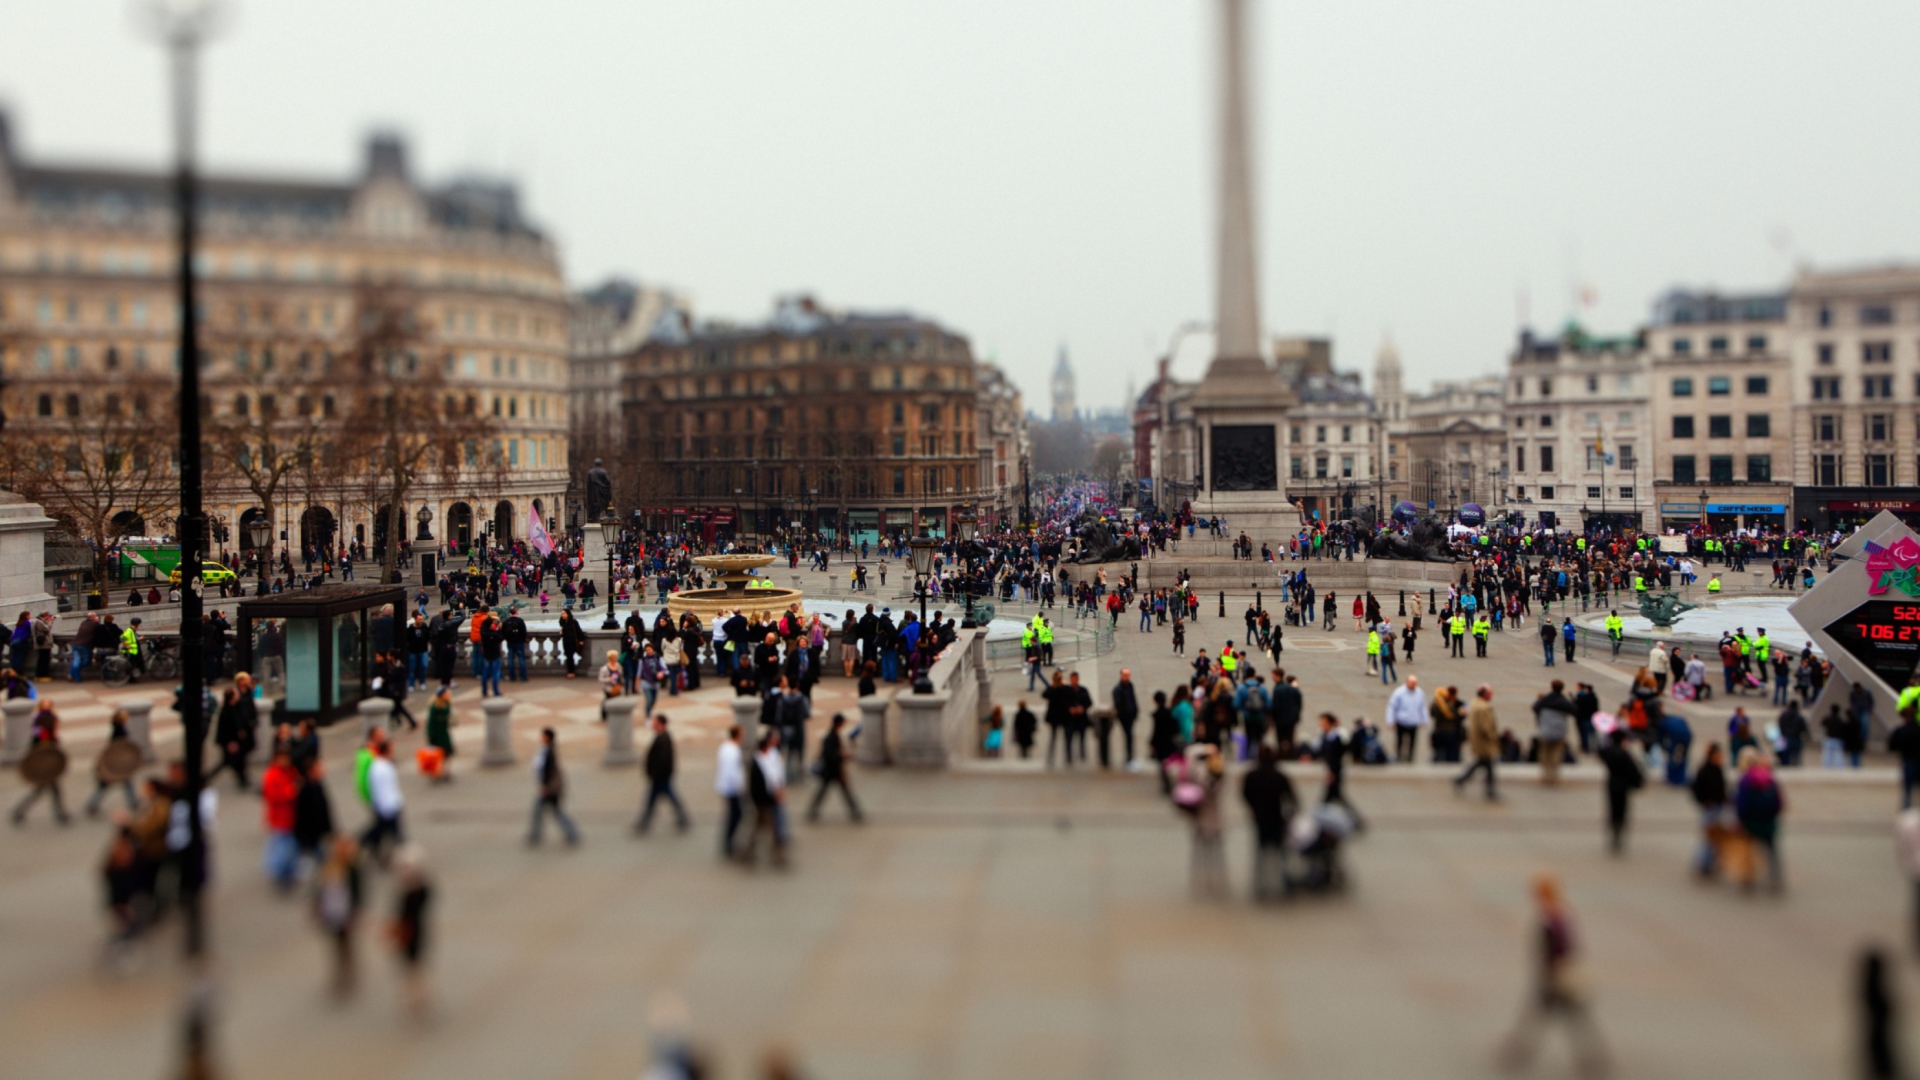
618 294 1006 544
0 109 570 563
1502 324 1653 531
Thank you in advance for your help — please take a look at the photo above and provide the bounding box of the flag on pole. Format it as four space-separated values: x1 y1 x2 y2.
527 506 554 557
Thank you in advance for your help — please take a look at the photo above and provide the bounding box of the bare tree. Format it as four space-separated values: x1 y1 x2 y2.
201 303 336 585
0 371 181 595
333 284 503 584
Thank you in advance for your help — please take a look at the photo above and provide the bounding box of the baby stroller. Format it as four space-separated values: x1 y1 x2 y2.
1289 803 1355 894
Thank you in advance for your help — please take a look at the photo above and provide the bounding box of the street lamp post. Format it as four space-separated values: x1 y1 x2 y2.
599 517 621 631
141 0 224 962
955 507 978 628
908 532 938 626
248 520 271 598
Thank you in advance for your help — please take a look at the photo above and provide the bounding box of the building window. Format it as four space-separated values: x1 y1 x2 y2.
1747 455 1772 482
1587 486 1602 499
1618 444 1636 470
1586 376 1599 393
1290 457 1304 480
1671 377 1693 396
1539 378 1553 396
1709 455 1735 483
1746 414 1770 437
1746 376 1769 395
1672 455 1696 483
1819 305 1833 327
1617 410 1634 427
1870 414 1891 442
1540 486 1555 499
1388 462 1398 480
1869 454 1892 487
891 434 905 456
1812 377 1841 400
1818 342 1835 365
1708 415 1732 438
1865 341 1894 363
1673 338 1692 355
1815 453 1839 485
1619 487 1634 500
1746 335 1767 354
1314 456 1329 479
1341 425 1352 443
1539 414 1553 428
1866 375 1894 399
1708 377 1731 396
1539 445 1554 471
1515 446 1527 472
1862 304 1896 325
1341 456 1354 478
1585 412 1601 428
892 468 906 494
1709 336 1729 355
1289 426 1301 443
1816 414 1838 442
1315 426 1327 443
35 394 52 417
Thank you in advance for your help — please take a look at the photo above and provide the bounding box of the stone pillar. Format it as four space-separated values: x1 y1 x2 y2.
729 693 762 759
481 697 517 766
971 634 993 724
0 493 56 615
602 695 638 767
855 693 891 766
122 699 157 763
1 697 35 765
357 697 390 741
895 691 951 767
583 527 610 614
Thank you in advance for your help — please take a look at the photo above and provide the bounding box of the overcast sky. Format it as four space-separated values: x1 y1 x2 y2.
4 1 1917 410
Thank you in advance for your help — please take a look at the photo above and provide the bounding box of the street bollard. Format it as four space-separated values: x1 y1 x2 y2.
1218 590 1225 618
123 698 157 763
481 697 517 766
358 697 390 741
602 695 638 767
0 697 34 766
1255 590 1262 612
1398 590 1406 617
729 693 762 759
856 693 891 766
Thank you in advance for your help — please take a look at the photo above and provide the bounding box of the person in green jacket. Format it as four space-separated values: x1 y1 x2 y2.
1604 611 1624 659
425 687 455 780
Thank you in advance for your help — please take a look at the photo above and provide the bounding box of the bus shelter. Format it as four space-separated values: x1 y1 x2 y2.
236 584 407 725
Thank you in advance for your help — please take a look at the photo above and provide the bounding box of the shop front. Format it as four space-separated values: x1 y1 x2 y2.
1653 484 1790 533
846 509 880 547
1797 493 1920 532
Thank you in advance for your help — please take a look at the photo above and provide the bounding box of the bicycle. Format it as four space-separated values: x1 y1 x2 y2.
101 641 178 688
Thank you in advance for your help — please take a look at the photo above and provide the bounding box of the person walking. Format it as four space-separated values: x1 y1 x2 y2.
388 843 434 1018
1539 617 1558 666
260 749 302 892
84 709 141 818
1531 680 1575 787
807 713 864 823
1734 746 1785 892
715 724 746 858
1455 685 1500 801
1690 743 1729 879
526 728 580 847
1497 873 1610 1077
740 730 789 868
211 685 258 792
357 734 405 863
1112 668 1140 768
1242 744 1297 902
1562 617 1578 664
313 835 364 999
1316 713 1366 830
1599 729 1644 854
1386 675 1426 765
635 715 691 833
424 687 455 781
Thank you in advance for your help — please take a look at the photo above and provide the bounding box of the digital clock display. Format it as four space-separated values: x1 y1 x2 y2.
1824 601 1920 690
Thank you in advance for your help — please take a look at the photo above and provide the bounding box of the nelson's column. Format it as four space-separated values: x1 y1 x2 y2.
1187 0 1303 536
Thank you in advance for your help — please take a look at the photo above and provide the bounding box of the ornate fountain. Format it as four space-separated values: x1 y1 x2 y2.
665 553 807 621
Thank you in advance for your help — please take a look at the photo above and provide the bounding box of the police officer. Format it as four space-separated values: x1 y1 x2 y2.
1450 610 1467 658
1472 613 1491 658
1604 609 1624 660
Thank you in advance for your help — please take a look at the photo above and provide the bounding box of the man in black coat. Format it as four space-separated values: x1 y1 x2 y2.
404 613 432 691
635 715 689 833
754 632 784 694
430 611 461 686
1269 669 1304 757
1598 730 1644 854
1109 668 1140 768
1242 744 1298 901
807 713 863 822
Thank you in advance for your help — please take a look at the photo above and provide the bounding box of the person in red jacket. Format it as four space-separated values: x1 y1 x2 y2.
261 750 303 892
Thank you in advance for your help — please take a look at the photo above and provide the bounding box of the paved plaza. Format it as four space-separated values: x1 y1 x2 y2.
1 565 1911 1078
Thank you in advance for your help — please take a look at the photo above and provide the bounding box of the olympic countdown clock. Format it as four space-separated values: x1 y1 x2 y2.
1791 511 1920 730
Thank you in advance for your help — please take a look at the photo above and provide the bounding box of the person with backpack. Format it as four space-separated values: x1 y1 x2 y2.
1734 747 1785 892
526 728 579 847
